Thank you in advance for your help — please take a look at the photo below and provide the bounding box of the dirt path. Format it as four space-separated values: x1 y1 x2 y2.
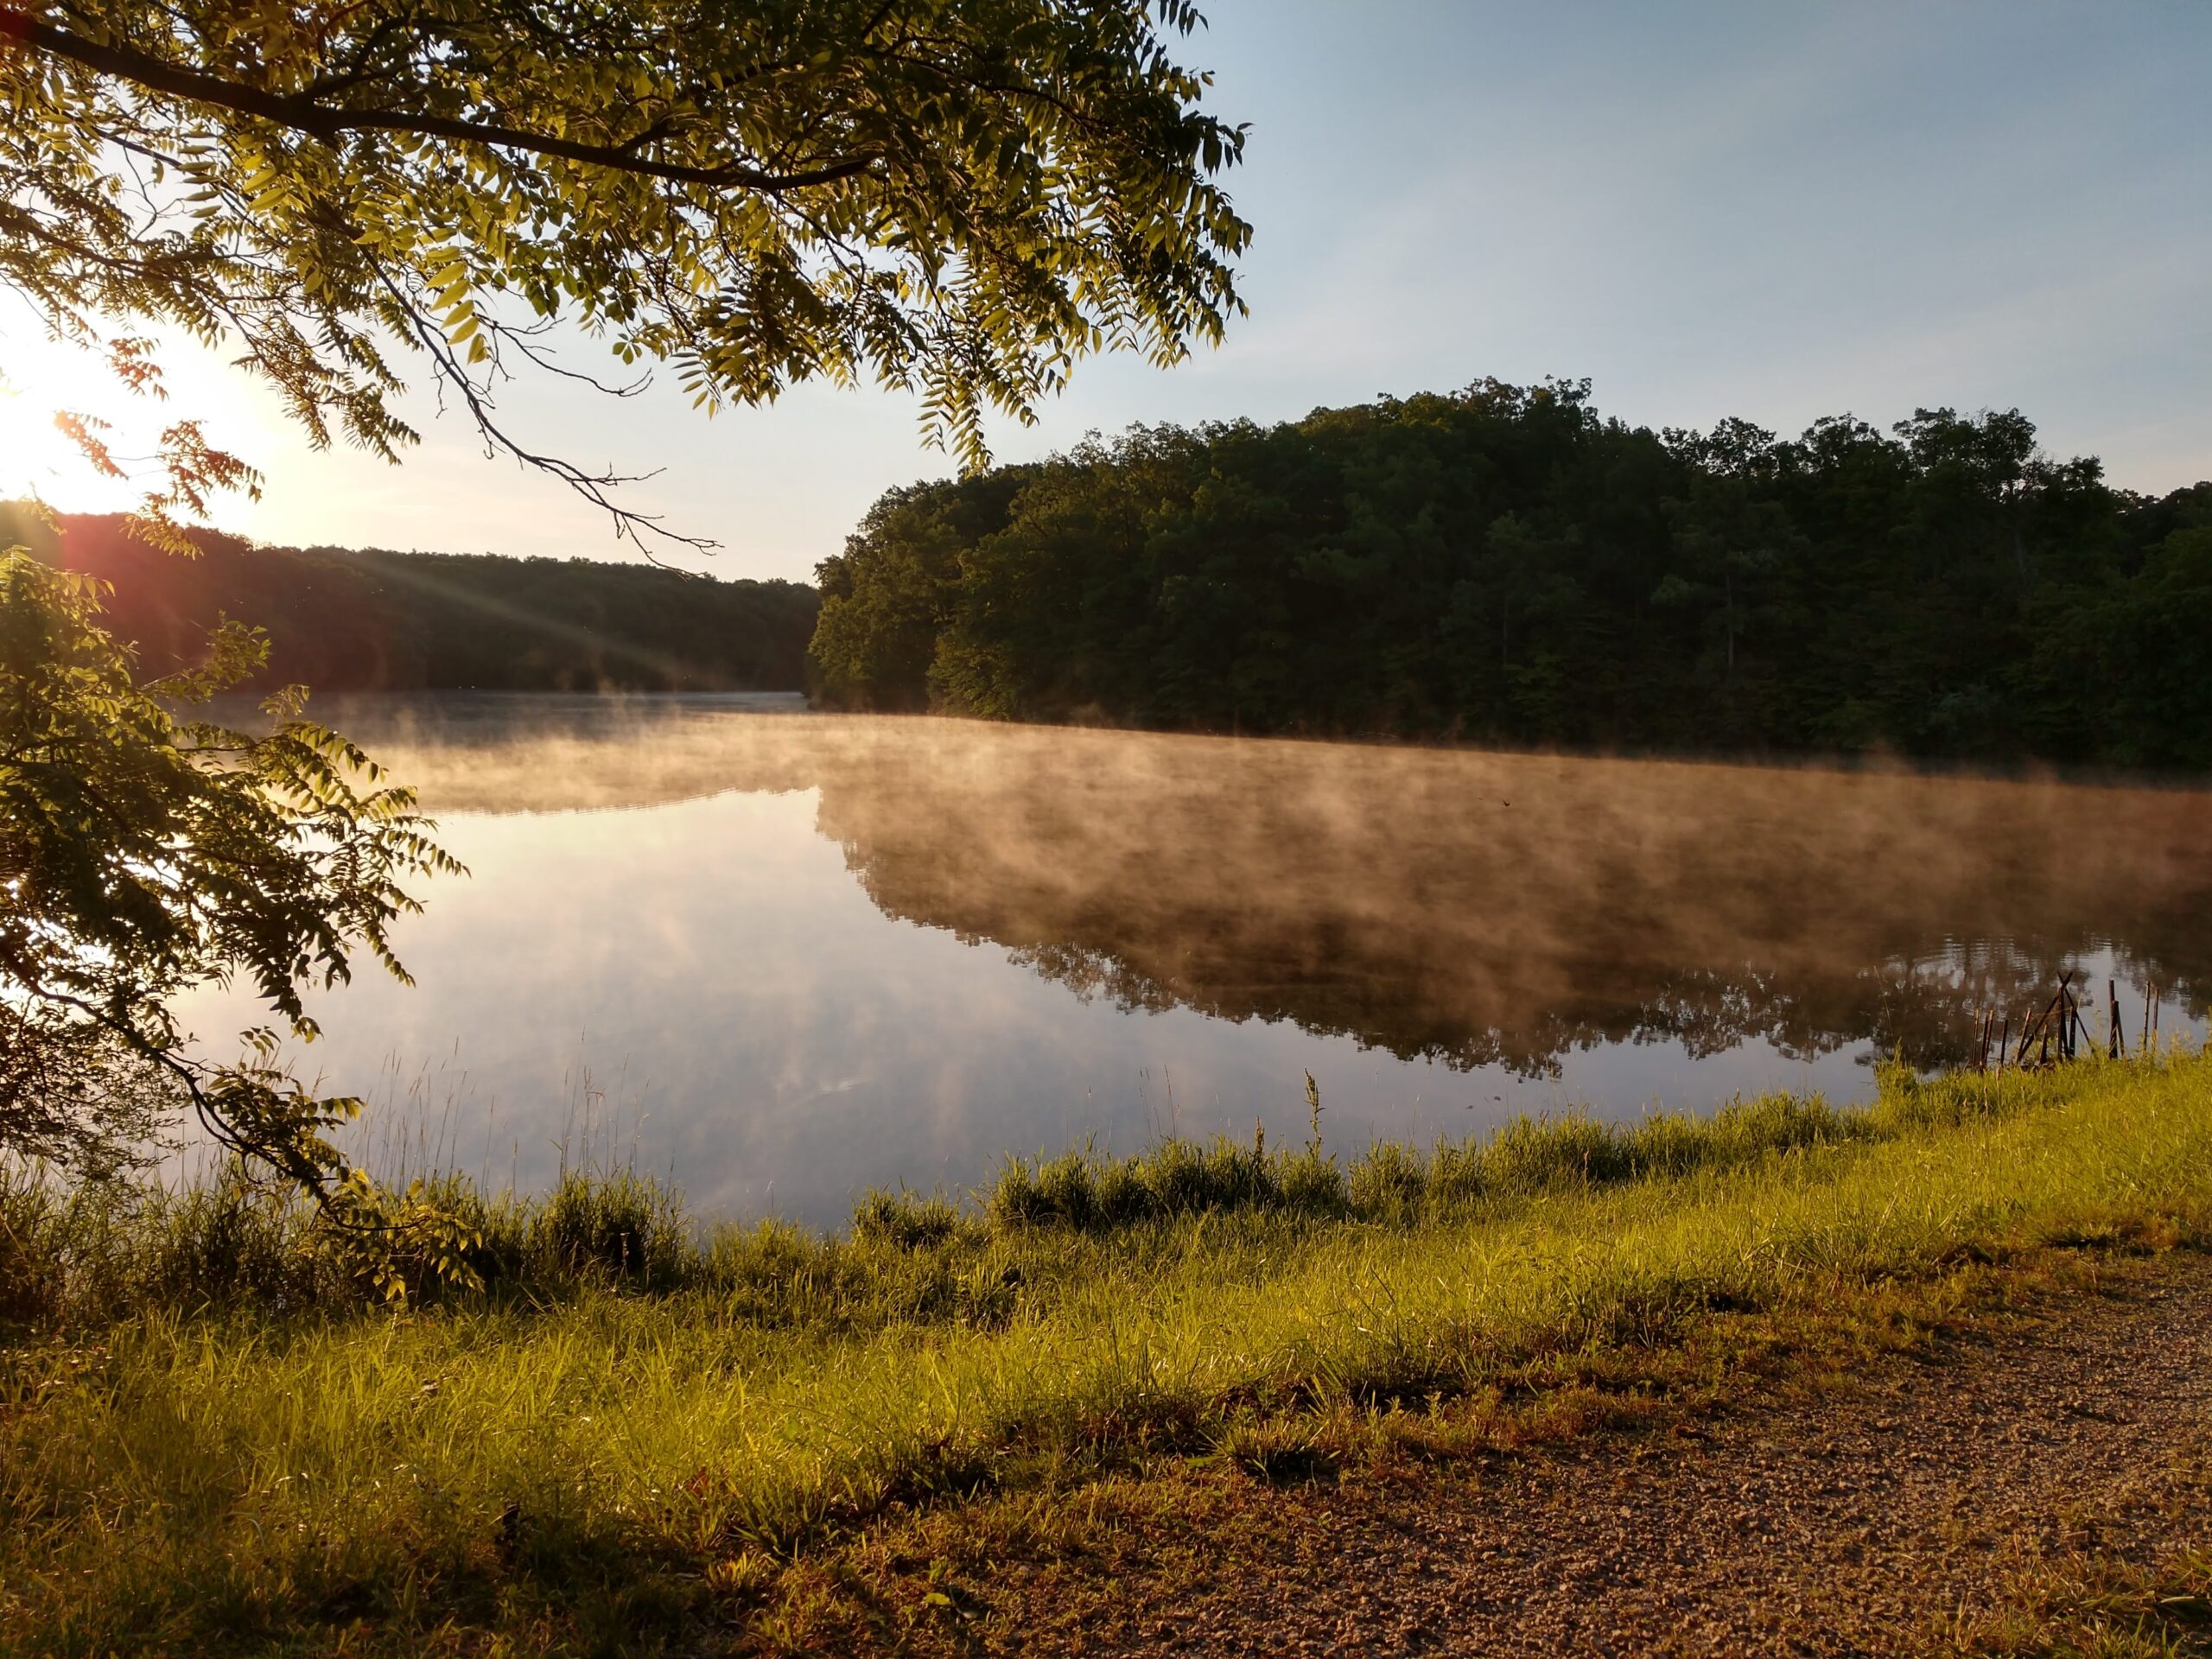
982 1255 2212 1656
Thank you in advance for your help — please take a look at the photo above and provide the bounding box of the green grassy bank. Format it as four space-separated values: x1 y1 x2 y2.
3 1055 2209 1654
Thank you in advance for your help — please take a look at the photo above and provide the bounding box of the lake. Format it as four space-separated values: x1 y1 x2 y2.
179 694 2212 1227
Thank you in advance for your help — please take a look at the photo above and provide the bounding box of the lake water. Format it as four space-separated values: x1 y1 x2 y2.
178 694 2212 1227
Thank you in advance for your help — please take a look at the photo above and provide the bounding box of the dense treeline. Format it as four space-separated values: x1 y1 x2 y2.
810 381 2212 766
3 507 818 692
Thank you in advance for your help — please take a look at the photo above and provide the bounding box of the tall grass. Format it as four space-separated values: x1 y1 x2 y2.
2 1055 2208 1653
984 1087 1870 1230
0 1062 1987 1327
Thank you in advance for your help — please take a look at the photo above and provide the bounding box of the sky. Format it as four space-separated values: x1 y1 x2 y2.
2 0 2207 584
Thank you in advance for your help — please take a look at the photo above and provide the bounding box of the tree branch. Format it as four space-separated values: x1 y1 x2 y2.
367 259 715 557
2 10 880 191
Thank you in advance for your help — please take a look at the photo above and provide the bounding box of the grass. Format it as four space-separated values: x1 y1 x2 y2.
1 1053 2209 1655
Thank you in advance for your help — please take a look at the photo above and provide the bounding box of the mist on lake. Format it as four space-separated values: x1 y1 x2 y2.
177 694 2212 1225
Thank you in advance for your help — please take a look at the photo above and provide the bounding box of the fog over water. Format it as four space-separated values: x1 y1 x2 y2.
178 694 2212 1226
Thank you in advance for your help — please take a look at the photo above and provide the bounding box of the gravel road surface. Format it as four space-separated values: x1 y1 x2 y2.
983 1255 2212 1656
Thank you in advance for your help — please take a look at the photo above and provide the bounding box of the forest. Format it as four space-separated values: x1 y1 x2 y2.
5 506 818 692
810 380 2212 768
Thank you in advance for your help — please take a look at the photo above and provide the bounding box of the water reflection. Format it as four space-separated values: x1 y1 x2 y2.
188 694 2211 1224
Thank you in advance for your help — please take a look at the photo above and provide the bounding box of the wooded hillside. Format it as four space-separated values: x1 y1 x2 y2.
5 508 818 692
810 382 2212 767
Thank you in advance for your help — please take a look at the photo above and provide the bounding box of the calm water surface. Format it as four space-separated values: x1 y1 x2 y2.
180 695 2212 1225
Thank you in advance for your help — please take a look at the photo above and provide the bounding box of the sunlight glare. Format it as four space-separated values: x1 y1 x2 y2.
0 325 279 518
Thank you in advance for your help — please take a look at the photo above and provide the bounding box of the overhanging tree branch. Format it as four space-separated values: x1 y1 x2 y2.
2 0 1249 520
1 10 880 190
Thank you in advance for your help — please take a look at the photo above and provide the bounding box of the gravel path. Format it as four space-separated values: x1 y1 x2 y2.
989 1255 2212 1656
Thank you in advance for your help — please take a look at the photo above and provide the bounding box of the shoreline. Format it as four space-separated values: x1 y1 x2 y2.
4 1053 2207 1653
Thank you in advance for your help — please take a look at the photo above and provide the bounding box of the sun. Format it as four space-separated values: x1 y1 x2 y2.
0 338 124 509
0 324 274 514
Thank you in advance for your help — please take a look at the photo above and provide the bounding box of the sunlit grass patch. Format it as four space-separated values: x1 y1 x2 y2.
0 1053 2207 1654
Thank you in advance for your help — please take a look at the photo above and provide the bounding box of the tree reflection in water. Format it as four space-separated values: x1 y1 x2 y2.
323 695 2212 1077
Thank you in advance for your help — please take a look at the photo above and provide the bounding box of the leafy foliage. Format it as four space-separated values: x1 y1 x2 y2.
0 543 461 1229
810 381 2212 766
0 0 1250 545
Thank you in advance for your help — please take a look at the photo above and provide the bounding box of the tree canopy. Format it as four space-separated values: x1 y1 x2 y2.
1 0 1250 544
810 381 2212 769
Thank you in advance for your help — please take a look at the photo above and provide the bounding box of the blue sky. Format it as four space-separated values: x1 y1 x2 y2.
4 1 2207 582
